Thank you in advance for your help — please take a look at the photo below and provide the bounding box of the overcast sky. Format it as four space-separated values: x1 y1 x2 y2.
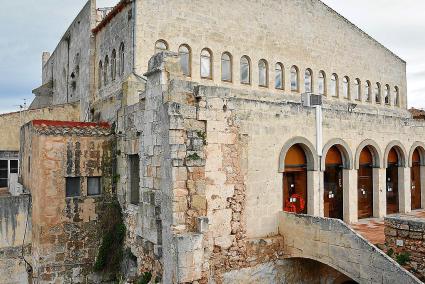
0 0 424 114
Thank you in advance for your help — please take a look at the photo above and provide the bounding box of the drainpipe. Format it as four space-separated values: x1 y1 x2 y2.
315 105 323 161
132 0 137 73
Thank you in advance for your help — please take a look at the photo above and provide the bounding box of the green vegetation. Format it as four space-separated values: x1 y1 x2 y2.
187 152 201 161
396 252 411 266
386 248 394 257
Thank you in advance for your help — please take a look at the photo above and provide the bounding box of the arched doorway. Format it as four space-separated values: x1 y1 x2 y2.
283 144 307 214
386 148 399 214
411 148 421 210
358 147 374 219
324 146 343 219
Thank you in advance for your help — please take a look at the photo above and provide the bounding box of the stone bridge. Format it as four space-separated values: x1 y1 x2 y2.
278 212 422 284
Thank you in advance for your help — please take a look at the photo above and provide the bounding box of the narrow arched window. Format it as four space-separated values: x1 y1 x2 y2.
221 52 232 82
178 45 191 77
384 84 390 104
275 63 284 89
318 71 326 95
98 60 103 89
290 66 299 92
342 76 349 99
111 49 117 81
394 86 399 106
104 55 109 85
330 74 338 97
119 42 125 76
240 56 251 84
258 59 268 87
200 49 212 79
375 83 381 104
155 40 168 54
304 69 312 93
365 81 371 102
353 79 361 100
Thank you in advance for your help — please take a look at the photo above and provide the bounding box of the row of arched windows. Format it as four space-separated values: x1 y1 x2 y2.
154 39 401 106
98 42 125 90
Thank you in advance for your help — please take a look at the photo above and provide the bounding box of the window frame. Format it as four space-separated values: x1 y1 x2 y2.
240 56 251 85
375 82 381 104
304 68 313 93
178 44 192 77
342 76 350 99
66 177 81 198
154 39 169 54
98 60 103 90
119 42 125 76
318 71 326 96
384 84 390 105
290 66 299 92
111 49 117 81
221 52 233 82
87 177 102 196
128 154 140 205
258 59 269 88
104 55 109 86
200 48 213 80
330 74 339 97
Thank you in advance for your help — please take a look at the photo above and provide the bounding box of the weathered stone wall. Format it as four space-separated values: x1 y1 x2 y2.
0 195 31 284
385 216 425 281
136 0 407 108
20 121 112 283
0 103 80 151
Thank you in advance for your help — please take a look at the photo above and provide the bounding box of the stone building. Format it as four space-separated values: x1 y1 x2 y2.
1 0 425 283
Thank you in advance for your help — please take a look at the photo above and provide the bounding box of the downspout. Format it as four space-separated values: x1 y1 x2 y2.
132 0 137 73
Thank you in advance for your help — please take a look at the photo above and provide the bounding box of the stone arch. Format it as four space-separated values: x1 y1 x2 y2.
409 142 425 167
383 141 408 168
322 138 353 170
278 137 318 172
354 139 382 169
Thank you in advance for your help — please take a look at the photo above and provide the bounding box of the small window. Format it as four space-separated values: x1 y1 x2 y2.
119 42 125 76
98 61 103 89
0 160 7 188
240 56 251 84
221 52 232 82
111 49 117 81
365 81 371 102
375 83 381 104
394 86 400 106
129 155 140 205
66 177 81 198
258 59 268 87
384 84 390 105
354 79 361 101
275 63 284 89
104 55 109 86
200 49 212 79
318 71 326 95
155 39 168 54
178 45 191 77
10 160 18 174
290 66 299 92
304 69 312 93
87 177 101 196
342 76 349 99
330 74 338 97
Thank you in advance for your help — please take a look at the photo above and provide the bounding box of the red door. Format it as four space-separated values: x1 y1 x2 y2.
411 149 421 210
358 148 374 219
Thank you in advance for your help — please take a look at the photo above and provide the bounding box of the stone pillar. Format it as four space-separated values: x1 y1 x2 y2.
307 170 320 216
421 166 425 209
373 168 386 218
343 169 358 224
399 167 411 213
318 171 324 217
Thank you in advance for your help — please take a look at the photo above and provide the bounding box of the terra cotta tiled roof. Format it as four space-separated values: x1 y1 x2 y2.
31 120 111 137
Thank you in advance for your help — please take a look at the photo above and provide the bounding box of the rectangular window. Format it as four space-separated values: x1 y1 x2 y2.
10 160 18 174
0 160 7 188
87 177 101 196
66 177 81 197
129 155 140 205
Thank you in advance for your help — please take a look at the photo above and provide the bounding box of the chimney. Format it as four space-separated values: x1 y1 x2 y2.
42 52 51 68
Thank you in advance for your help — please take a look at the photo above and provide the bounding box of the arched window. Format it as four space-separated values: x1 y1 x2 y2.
98 60 103 89
304 69 312 93
178 45 191 77
384 84 390 105
365 81 371 102
119 42 125 76
155 39 168 54
240 56 251 84
290 66 299 92
318 71 326 95
111 49 117 81
354 79 361 101
330 74 338 97
258 59 268 87
375 83 381 104
104 55 109 85
394 86 400 106
221 52 232 82
275 63 284 89
200 48 212 79
342 76 349 99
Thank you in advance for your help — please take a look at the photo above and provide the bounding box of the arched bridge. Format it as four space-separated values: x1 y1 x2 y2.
278 212 421 284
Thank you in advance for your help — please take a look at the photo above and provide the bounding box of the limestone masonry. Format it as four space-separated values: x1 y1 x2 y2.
0 0 424 283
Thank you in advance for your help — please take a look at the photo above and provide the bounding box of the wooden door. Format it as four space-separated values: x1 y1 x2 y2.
358 165 373 219
386 165 399 214
283 170 307 214
324 165 343 219
411 163 421 210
